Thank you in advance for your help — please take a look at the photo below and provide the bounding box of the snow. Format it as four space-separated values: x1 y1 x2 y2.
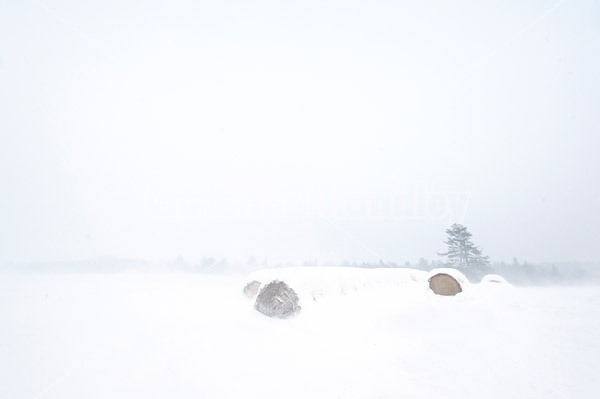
1 270 599 398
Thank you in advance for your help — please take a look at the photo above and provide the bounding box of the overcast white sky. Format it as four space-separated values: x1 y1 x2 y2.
1 0 599 264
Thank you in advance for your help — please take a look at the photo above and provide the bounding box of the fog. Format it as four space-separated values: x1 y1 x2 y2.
1 0 599 265
4 4 600 398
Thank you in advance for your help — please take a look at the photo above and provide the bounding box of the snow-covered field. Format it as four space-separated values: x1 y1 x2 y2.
1 271 598 398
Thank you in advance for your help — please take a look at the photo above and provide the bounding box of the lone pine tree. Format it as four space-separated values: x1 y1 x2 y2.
438 224 490 270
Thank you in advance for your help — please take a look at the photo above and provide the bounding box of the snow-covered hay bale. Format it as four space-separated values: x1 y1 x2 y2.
255 280 301 319
480 274 509 284
478 274 514 294
428 269 467 296
243 280 261 299
246 267 429 303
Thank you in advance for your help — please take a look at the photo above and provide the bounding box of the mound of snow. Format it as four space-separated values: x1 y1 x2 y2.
476 274 515 296
480 274 511 285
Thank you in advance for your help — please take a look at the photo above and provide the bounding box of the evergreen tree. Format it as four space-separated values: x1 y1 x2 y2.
438 224 490 270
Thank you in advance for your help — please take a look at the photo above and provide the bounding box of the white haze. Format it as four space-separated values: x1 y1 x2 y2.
1 0 600 264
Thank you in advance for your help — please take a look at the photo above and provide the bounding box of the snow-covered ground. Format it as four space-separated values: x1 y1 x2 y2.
1 271 598 398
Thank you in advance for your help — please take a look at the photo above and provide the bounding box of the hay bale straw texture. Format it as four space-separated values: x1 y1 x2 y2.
255 280 301 319
243 281 261 299
429 273 462 296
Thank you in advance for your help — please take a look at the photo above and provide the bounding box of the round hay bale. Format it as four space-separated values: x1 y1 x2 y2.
429 273 462 296
243 280 261 299
255 280 301 319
